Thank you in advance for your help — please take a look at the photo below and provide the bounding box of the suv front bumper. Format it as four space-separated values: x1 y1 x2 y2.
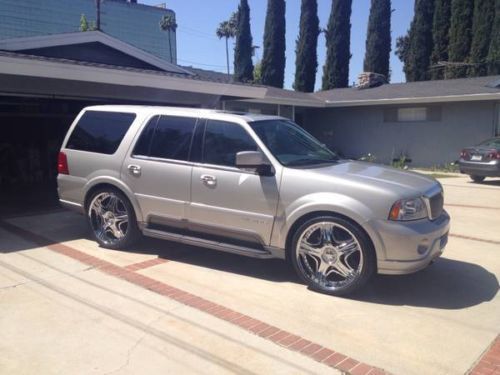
371 211 450 275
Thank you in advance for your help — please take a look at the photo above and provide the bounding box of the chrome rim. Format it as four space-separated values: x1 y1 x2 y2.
296 221 363 290
88 192 129 246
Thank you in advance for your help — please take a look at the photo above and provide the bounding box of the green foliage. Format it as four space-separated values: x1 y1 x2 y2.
293 0 320 92
234 0 254 83
322 0 352 90
79 14 96 32
446 0 474 78
468 0 495 77
487 0 500 75
403 0 435 82
216 12 238 75
430 0 451 80
363 0 392 80
391 155 410 169
261 0 287 88
395 34 410 63
80 14 89 32
253 60 263 84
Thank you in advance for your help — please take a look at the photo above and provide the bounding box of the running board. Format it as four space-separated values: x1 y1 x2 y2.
142 228 280 259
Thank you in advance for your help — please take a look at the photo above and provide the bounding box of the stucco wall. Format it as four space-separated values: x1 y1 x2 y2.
305 101 498 167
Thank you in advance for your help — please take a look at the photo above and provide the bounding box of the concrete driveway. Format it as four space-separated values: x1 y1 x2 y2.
0 175 499 375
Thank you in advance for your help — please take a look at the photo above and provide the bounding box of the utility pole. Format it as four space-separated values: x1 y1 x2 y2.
96 0 101 31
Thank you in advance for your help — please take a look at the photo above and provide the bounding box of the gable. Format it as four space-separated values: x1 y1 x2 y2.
18 42 163 71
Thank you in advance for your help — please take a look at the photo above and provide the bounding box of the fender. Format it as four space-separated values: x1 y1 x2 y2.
83 173 144 223
270 192 386 260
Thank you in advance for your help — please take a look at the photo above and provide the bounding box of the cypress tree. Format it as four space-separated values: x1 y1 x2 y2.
234 0 254 83
261 0 286 88
363 0 392 80
487 0 500 75
322 0 352 90
468 0 495 76
293 0 320 92
446 0 474 78
430 0 451 80
403 0 435 82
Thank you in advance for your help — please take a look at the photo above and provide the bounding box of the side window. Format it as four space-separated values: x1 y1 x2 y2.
203 120 257 166
145 115 196 161
133 115 159 156
66 111 136 154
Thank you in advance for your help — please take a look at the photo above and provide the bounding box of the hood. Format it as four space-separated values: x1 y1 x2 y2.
305 160 439 197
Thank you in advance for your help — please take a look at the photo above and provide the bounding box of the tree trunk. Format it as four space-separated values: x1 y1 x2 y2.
225 37 230 75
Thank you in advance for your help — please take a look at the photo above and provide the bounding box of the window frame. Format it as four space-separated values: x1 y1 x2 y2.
66 110 137 155
130 114 201 165
199 119 261 171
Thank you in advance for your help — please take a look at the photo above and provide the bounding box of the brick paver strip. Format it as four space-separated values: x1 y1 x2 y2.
468 335 500 375
0 219 389 374
124 257 169 271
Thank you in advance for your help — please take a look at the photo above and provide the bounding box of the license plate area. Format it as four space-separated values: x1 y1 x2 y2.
471 155 482 161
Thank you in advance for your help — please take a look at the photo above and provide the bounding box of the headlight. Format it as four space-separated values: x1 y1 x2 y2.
389 197 428 221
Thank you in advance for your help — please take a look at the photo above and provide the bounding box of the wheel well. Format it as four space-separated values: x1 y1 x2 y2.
284 211 377 263
84 183 125 211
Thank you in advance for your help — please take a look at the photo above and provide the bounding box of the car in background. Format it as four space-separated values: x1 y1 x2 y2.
459 137 500 182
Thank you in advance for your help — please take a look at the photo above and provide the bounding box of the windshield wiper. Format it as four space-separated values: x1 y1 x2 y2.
287 158 337 166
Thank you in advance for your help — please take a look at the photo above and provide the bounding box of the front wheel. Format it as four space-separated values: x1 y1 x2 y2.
87 188 140 249
290 215 376 296
470 175 485 183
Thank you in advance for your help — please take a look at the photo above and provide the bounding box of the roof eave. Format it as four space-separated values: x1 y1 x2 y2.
324 93 500 107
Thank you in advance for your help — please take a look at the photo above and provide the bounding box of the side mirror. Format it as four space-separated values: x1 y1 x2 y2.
236 151 274 176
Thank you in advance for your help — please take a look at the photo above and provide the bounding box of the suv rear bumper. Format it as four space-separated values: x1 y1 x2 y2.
372 211 450 275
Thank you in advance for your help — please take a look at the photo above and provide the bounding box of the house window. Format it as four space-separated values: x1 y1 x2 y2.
384 106 442 122
397 107 427 122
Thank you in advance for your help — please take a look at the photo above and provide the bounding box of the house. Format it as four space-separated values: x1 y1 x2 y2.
224 76 500 167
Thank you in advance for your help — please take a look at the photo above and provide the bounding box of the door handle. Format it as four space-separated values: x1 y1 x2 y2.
128 164 141 176
200 174 216 186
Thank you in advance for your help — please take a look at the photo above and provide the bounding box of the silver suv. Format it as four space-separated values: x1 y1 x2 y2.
58 106 450 296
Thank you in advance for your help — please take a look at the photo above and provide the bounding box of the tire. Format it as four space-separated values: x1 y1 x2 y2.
470 175 485 183
290 215 376 297
86 187 140 249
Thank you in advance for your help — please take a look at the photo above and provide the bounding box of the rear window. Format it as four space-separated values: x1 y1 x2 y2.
66 111 136 154
133 115 197 161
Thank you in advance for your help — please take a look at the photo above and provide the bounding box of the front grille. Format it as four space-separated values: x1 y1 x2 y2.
428 192 444 219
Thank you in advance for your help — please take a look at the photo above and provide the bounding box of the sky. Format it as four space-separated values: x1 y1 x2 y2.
142 0 415 90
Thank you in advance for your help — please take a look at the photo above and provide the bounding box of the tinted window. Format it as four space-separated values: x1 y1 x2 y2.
67 111 136 154
149 116 196 161
203 120 257 166
133 115 159 156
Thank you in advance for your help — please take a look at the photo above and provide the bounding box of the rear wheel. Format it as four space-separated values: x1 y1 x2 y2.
87 188 140 249
290 215 375 296
470 175 485 183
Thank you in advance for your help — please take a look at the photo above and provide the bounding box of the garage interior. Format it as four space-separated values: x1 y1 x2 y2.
0 96 101 216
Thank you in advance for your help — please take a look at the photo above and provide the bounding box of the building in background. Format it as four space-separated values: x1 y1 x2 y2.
0 0 176 63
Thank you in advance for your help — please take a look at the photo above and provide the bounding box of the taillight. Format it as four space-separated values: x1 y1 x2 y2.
460 149 469 159
487 150 500 160
57 152 69 175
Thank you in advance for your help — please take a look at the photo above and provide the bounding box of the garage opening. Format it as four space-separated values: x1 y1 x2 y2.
0 96 99 216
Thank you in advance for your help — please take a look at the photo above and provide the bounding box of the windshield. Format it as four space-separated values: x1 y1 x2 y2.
479 138 500 148
250 119 338 166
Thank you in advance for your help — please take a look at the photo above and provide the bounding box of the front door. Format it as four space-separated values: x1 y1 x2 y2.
189 119 280 246
121 114 198 225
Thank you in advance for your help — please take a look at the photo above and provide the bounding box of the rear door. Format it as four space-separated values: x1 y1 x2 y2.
188 119 280 246
121 114 198 225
